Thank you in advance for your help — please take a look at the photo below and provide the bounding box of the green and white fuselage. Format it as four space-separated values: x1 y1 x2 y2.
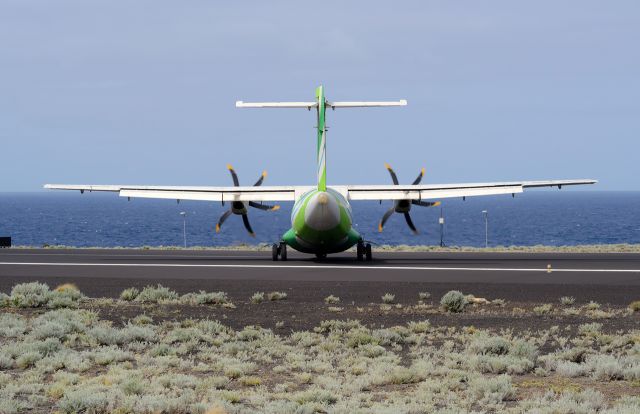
283 187 360 254
281 86 361 254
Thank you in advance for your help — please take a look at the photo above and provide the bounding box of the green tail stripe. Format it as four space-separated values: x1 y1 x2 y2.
316 85 327 191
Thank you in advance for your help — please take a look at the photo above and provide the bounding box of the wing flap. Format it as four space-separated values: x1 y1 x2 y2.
119 188 295 202
346 179 596 201
347 185 523 201
45 184 298 202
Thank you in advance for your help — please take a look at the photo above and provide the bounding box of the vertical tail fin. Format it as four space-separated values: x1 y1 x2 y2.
316 86 327 191
236 87 406 193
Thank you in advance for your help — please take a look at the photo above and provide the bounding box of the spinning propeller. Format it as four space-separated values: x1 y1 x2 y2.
215 164 280 237
378 163 440 234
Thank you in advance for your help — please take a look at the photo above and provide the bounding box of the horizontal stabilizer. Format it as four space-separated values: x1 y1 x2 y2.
235 100 408 109
235 101 318 109
327 100 407 108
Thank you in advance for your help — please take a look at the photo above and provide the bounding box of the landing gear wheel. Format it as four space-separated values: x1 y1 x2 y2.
272 243 279 261
279 242 287 261
365 243 372 261
356 241 365 262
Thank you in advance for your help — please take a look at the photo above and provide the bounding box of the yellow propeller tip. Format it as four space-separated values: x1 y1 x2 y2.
249 232 256 238
215 224 220 233
384 162 392 170
378 224 384 232
434 201 441 207
226 164 234 170
262 171 267 177
271 205 281 211
421 167 425 175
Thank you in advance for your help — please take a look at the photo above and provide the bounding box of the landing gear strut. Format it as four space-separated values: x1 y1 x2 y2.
272 242 287 261
356 240 372 262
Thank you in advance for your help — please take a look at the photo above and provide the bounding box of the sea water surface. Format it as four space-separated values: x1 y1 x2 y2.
0 191 639 248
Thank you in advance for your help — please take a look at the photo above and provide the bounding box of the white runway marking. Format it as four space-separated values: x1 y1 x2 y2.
1 262 639 273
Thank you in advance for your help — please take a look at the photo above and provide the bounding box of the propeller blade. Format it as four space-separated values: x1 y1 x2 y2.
403 212 419 234
241 214 255 237
215 209 233 233
412 200 441 207
253 171 267 187
249 201 280 211
378 206 395 232
384 163 399 185
227 164 240 186
412 168 425 185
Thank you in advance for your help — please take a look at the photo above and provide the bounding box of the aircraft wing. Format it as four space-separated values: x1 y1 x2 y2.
343 179 597 201
45 179 596 203
43 184 316 202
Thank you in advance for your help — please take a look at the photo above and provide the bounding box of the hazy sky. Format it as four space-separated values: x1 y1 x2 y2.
1 1 638 191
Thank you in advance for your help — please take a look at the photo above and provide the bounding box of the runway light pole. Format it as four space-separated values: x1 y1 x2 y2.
180 211 187 248
482 210 488 248
439 207 445 247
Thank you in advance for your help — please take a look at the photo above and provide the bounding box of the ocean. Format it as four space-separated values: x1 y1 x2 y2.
1 191 639 248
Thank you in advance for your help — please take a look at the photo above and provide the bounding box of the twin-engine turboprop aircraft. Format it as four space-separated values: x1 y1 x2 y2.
45 86 596 261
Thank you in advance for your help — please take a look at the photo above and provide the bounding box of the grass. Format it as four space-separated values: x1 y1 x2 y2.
119 287 139 301
0 282 639 412
250 292 264 304
19 243 640 253
440 290 468 312
533 303 553 315
266 291 287 301
1 282 84 309
324 295 340 304
381 293 396 304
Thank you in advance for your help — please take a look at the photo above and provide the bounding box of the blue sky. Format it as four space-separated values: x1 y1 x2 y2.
1 1 638 191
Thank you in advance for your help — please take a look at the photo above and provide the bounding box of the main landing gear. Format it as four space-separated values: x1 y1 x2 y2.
356 240 372 262
272 242 287 261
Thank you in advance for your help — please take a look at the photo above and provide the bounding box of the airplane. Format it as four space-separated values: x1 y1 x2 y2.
45 85 597 261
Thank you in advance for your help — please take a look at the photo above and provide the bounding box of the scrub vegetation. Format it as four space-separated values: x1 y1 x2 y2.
19 243 640 253
0 282 638 413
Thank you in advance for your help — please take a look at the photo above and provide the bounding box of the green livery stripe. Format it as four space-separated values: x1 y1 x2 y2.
316 85 327 191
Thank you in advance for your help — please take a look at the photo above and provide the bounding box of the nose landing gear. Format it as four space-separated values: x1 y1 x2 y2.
356 240 372 262
272 242 287 261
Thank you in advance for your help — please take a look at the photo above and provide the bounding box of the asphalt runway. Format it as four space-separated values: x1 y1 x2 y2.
1 248 639 305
